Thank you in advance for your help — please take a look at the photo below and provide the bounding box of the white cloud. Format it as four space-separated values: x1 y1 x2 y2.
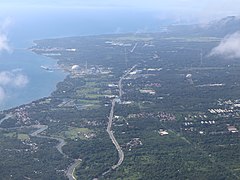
14 74 29 87
0 70 29 88
0 86 5 102
0 71 11 85
0 17 12 32
210 31 240 59
0 34 10 52
0 17 12 52
0 70 28 103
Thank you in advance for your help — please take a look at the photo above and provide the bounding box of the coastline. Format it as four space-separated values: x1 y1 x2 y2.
0 47 67 112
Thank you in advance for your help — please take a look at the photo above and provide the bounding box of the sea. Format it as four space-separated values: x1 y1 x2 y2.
0 7 175 110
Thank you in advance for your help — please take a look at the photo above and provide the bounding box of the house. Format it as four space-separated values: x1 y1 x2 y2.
159 129 169 136
227 126 238 133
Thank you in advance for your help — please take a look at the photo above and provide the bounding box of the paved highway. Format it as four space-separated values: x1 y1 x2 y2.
118 65 137 98
30 125 67 157
1 113 76 179
0 114 13 126
107 99 124 170
107 64 137 170
66 159 82 180
30 125 78 179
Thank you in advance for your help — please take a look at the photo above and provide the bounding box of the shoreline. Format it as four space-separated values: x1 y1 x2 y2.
0 47 67 112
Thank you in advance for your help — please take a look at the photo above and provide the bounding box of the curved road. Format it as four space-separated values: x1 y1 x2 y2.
1 64 137 179
66 159 82 180
30 125 79 179
1 115 77 179
0 114 13 126
30 125 67 157
107 99 124 170
30 125 81 180
106 64 137 171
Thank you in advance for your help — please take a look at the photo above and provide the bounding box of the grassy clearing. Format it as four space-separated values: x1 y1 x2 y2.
3 132 30 140
85 94 104 99
18 133 30 141
77 99 100 104
163 36 221 42
110 36 153 41
63 127 94 140
3 132 16 138
76 99 101 109
76 87 100 96
85 81 97 87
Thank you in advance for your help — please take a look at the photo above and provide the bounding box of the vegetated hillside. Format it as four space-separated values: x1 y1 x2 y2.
166 16 240 37
1 16 240 180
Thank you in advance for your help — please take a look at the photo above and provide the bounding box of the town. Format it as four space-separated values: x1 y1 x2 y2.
1 29 240 179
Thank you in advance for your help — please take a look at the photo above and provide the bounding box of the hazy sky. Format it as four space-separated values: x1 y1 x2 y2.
0 0 240 10
0 0 239 13
0 0 239 21
0 0 239 45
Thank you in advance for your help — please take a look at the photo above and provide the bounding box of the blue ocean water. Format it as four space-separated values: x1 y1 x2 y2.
7 8 173 47
0 8 173 110
0 50 66 110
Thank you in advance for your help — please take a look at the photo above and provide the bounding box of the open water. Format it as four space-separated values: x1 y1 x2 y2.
0 8 173 110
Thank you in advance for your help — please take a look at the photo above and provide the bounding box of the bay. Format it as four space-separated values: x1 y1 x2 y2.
0 49 66 110
0 8 173 110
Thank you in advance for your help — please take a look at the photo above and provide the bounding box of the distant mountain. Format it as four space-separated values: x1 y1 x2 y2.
203 16 240 37
166 16 240 37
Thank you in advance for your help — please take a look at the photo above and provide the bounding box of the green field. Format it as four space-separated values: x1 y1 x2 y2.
63 127 94 140
3 132 30 141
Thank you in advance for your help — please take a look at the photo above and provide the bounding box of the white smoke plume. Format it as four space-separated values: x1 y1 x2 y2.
210 31 240 59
